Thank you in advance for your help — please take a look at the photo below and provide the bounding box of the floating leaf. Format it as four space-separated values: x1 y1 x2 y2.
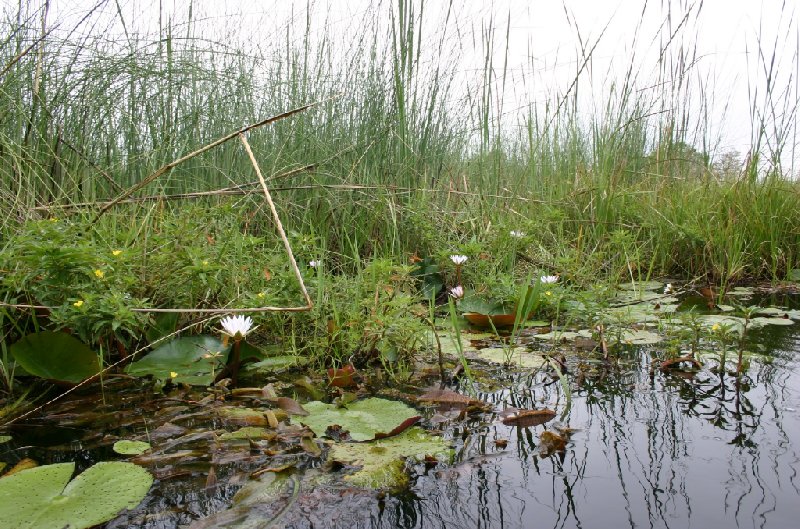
328 364 357 388
418 389 483 410
300 398 420 441
10 332 100 384
0 461 152 529
475 347 547 368
219 427 275 441
4 458 38 476
534 329 593 342
246 355 307 372
112 440 151 455
617 280 663 292
329 427 452 489
0 435 10 445
216 407 272 426
750 316 795 327
126 335 229 385
618 329 663 345
502 408 556 427
271 397 308 416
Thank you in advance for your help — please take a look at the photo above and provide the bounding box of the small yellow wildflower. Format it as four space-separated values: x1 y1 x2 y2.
545 291 552 297
256 292 266 299
94 269 104 279
49 217 58 222
711 323 721 332
170 371 178 379
201 260 209 266
112 250 122 256
73 300 84 308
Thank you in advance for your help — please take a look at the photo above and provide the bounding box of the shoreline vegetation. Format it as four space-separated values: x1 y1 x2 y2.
1 0 799 393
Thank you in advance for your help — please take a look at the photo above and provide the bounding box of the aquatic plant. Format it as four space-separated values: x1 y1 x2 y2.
0 461 153 529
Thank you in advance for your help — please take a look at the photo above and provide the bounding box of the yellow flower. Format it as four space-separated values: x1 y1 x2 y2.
94 269 104 279
49 217 58 222
170 371 178 379
711 323 721 332
201 260 209 266
545 291 552 297
73 300 84 308
112 250 122 256
256 292 265 299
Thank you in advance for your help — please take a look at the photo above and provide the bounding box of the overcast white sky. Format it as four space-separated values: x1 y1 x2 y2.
45 0 800 170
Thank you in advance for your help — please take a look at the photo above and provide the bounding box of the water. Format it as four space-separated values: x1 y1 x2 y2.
2 303 800 528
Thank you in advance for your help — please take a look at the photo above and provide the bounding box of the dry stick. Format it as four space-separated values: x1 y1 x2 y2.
239 132 313 310
90 98 333 225
0 316 216 427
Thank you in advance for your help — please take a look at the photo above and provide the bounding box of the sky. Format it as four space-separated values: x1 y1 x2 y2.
43 0 800 171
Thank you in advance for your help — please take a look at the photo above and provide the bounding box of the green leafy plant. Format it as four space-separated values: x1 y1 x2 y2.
0 461 153 529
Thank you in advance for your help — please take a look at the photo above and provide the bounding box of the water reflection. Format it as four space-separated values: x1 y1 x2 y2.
3 312 800 528
390 325 800 529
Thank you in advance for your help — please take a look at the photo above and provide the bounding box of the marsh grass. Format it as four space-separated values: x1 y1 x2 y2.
0 1 799 380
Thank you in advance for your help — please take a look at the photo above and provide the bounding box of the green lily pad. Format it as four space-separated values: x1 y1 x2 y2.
329 427 452 489
727 287 755 297
112 440 151 455
216 407 270 426
10 332 100 384
300 398 420 442
126 335 229 385
0 435 10 445
750 316 795 327
475 347 547 368
617 280 663 292
0 461 153 529
755 307 800 320
533 329 593 341
425 330 480 358
698 315 748 334
219 427 274 441
618 329 663 345
245 355 307 372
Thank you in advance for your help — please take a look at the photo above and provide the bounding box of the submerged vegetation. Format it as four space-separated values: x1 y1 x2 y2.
0 0 799 526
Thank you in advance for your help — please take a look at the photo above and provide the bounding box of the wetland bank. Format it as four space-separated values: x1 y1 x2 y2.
1 1 800 528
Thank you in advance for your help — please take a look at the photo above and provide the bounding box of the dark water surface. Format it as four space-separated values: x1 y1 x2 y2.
2 302 800 529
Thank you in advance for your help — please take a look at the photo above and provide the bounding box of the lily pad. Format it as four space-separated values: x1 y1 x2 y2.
617 280 663 291
246 355 307 372
0 435 10 444
750 316 795 327
533 329 593 342
219 427 275 441
0 461 153 529
618 329 663 345
329 427 452 489
112 440 151 455
10 332 100 384
475 347 547 368
300 398 420 442
126 335 229 385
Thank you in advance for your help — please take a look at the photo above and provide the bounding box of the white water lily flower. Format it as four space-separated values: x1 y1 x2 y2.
449 285 465 299
540 275 559 284
450 254 468 265
510 230 525 238
220 315 256 340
